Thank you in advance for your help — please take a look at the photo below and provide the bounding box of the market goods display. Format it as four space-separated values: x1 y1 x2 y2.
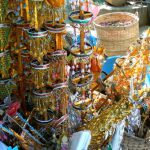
0 0 150 150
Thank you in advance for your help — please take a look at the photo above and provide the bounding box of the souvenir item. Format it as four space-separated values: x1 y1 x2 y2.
0 24 11 52
0 0 8 23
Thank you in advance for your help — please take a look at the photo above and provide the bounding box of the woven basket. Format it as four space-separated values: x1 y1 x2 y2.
121 132 150 150
122 116 150 150
94 12 139 56
105 0 126 6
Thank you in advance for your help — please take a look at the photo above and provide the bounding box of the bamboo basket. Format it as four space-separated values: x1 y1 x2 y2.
121 132 150 150
105 0 126 6
122 116 150 150
94 12 139 56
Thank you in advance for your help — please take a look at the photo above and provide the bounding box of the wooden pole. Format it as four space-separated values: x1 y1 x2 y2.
34 2 38 31
20 1 23 17
24 0 30 21
17 46 27 114
79 0 85 53
80 26 85 54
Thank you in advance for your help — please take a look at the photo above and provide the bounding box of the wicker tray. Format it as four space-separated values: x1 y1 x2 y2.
105 0 126 6
121 132 150 150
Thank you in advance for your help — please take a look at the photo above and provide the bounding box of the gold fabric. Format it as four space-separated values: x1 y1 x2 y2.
46 0 64 8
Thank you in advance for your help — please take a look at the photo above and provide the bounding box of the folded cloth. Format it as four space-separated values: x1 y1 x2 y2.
69 130 91 150
0 141 7 150
144 66 150 88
